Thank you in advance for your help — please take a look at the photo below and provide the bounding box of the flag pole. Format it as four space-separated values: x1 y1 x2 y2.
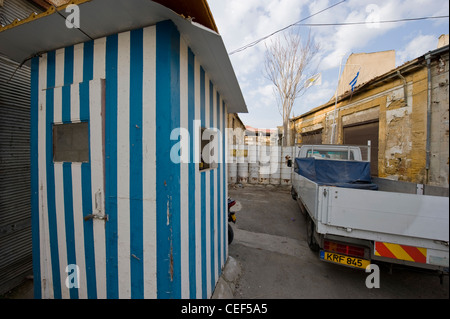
331 56 344 144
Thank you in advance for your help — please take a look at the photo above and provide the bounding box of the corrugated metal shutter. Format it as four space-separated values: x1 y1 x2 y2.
0 0 42 296
0 53 33 295
0 0 42 26
301 129 323 145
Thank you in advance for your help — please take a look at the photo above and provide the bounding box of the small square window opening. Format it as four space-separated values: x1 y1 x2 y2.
53 122 89 163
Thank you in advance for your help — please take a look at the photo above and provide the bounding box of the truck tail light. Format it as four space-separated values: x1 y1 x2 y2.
324 240 366 259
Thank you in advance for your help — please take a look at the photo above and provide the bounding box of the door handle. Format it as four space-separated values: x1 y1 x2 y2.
85 190 107 222
84 213 108 222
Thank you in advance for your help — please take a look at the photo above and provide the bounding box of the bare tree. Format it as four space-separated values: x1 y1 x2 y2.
264 30 319 146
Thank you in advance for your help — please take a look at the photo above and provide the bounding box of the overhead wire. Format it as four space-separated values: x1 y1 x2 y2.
293 15 449 27
228 0 347 55
228 0 449 56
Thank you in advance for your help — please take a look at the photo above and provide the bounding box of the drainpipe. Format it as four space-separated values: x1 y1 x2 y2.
425 54 432 184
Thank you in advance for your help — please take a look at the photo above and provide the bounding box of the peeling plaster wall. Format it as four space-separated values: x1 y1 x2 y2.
382 79 416 181
429 51 449 186
384 105 414 180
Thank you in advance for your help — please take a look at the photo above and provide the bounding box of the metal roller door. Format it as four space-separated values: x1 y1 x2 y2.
301 129 323 145
0 53 32 295
343 121 379 176
1 0 43 295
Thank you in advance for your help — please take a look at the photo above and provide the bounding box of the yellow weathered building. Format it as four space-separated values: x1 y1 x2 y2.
291 43 449 187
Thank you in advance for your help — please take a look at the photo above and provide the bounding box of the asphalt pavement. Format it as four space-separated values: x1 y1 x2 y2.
227 184 449 299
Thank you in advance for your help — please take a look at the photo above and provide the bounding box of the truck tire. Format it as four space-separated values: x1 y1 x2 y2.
306 215 320 252
290 186 297 200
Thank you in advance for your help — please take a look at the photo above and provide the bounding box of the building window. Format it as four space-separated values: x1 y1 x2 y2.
200 127 218 171
53 122 89 163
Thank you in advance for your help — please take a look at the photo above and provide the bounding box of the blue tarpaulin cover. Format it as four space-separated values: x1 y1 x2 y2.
294 157 378 190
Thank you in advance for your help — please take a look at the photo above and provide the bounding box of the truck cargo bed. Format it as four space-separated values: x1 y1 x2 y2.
292 153 449 269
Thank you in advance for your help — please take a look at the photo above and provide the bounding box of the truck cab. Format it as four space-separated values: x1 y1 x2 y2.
295 144 365 161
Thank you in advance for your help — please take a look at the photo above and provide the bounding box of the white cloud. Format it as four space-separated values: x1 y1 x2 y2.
396 34 438 65
315 1 407 70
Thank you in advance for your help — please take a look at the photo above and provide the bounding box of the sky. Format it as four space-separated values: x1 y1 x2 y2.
207 0 449 129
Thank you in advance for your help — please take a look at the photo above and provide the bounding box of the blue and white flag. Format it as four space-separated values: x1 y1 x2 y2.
349 71 360 92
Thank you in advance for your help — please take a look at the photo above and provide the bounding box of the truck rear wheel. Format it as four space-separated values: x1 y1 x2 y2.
290 186 297 200
306 215 320 252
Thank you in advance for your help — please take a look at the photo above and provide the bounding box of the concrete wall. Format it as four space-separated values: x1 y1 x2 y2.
336 51 396 98
428 50 449 186
381 67 426 183
438 34 449 48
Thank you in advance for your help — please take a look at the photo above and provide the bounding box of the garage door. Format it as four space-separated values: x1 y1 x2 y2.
301 129 323 145
343 121 379 176
0 54 32 295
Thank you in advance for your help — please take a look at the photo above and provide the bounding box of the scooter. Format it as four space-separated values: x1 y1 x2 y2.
228 197 242 244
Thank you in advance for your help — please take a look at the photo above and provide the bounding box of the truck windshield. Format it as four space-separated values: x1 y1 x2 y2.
306 150 355 160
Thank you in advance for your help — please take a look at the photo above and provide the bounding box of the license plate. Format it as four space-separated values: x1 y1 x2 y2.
320 251 370 269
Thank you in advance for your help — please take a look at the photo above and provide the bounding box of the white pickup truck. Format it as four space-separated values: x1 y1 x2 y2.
291 144 449 273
